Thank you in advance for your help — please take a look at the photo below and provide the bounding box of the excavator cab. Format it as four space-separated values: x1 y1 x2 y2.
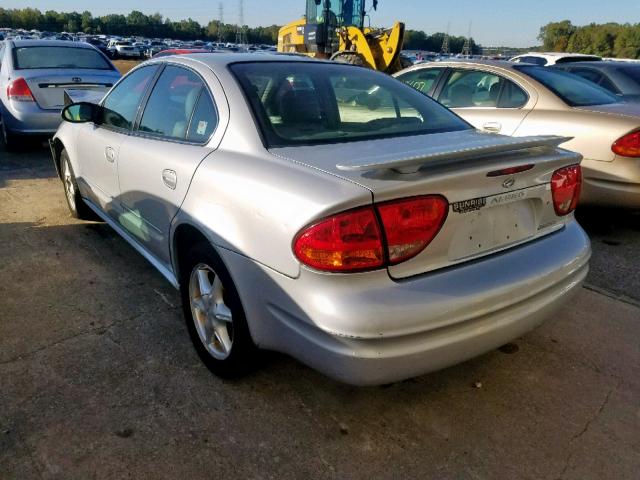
278 0 407 74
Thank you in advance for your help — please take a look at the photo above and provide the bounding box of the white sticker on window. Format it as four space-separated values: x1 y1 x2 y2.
197 120 207 135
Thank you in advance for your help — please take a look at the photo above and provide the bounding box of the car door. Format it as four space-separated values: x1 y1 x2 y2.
75 64 159 216
435 68 533 136
116 64 219 265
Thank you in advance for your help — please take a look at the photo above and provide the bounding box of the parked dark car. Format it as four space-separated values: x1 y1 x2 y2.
553 61 640 103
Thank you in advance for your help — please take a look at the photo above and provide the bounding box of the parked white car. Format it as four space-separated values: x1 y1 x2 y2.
510 52 602 66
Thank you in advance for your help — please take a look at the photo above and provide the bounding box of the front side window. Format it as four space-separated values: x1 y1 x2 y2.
515 65 619 106
397 68 444 96
138 66 210 140
101 65 159 130
13 46 113 70
230 62 470 147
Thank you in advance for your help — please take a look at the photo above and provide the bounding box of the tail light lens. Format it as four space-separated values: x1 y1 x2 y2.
7 77 35 102
612 130 640 158
293 207 384 272
551 165 582 216
377 195 448 264
293 195 449 272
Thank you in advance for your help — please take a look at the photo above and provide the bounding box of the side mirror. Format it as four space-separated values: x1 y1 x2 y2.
61 102 100 123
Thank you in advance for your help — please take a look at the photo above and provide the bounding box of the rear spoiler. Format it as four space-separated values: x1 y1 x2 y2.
63 89 107 106
336 135 573 174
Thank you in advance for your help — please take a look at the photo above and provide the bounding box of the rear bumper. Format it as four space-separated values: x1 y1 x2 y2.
581 157 640 208
1 100 60 135
220 221 591 386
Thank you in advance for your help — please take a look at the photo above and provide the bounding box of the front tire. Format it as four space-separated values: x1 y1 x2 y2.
331 51 367 67
180 242 257 379
60 149 95 220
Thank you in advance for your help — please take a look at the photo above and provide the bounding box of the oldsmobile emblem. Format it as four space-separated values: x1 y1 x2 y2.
502 178 516 189
452 197 487 214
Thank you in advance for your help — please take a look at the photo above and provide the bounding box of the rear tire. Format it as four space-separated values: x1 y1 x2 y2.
331 51 367 67
60 149 96 220
180 242 257 379
1 114 21 152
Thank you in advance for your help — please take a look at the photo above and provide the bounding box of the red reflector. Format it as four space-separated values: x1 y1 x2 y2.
7 77 35 102
486 164 535 177
293 207 384 272
377 195 448 264
612 130 640 158
551 165 582 216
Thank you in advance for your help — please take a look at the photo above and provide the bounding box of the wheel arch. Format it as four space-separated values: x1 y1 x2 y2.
50 137 65 180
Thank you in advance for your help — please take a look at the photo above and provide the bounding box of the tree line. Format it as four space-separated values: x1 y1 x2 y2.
538 20 640 58
403 30 480 54
0 8 280 44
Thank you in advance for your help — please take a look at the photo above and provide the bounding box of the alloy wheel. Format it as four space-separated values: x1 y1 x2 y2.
188 263 234 360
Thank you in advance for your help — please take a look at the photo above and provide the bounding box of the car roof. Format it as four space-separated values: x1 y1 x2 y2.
10 39 95 49
554 61 640 70
407 59 520 70
515 52 600 59
156 52 323 68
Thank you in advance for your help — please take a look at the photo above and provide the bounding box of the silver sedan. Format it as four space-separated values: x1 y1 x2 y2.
395 60 640 208
0 40 121 150
51 54 590 385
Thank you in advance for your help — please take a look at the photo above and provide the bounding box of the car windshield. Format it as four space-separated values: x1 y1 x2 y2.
515 65 619 106
14 46 112 70
230 61 470 147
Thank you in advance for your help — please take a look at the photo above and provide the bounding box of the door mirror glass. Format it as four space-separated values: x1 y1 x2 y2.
61 102 99 123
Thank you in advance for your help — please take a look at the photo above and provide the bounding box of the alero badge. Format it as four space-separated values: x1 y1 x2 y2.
452 197 487 214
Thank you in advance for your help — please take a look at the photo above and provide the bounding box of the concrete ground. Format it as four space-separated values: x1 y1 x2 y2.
1 145 639 479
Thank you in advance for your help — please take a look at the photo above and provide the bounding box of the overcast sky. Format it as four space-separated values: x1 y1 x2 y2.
3 0 639 47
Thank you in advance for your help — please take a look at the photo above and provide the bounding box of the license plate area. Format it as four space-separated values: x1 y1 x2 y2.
448 195 538 261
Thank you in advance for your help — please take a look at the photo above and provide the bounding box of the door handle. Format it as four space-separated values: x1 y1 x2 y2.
105 146 116 163
483 122 502 133
162 169 177 190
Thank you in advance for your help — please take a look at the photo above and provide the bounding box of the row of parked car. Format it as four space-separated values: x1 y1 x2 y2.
1 40 638 385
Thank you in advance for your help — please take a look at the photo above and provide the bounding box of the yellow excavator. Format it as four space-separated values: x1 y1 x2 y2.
277 0 409 74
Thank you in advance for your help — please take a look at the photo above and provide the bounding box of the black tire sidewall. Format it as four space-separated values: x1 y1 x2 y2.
180 242 256 378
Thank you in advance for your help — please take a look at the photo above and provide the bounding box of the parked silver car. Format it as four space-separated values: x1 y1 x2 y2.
395 60 640 208
51 54 590 385
0 40 121 150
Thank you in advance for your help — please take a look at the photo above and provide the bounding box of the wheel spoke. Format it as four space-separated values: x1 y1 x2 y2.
197 269 212 296
214 325 232 354
191 296 206 313
214 302 232 323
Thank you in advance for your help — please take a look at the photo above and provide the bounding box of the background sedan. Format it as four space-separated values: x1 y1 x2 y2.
553 61 640 103
0 40 121 150
395 60 640 208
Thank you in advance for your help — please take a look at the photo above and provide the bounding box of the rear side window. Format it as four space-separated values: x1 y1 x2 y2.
397 68 444 96
138 66 206 140
498 80 528 108
439 70 502 108
13 46 113 70
186 91 218 142
101 65 159 130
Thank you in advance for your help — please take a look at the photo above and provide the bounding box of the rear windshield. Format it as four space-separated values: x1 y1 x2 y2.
619 65 640 85
230 61 470 147
515 65 619 106
555 56 601 64
14 46 113 70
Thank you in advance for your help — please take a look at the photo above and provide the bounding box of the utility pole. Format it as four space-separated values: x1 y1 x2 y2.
441 22 450 55
235 0 247 47
461 21 472 57
218 2 224 43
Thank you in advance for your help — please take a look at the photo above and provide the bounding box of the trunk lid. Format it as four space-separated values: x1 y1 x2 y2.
24 71 118 110
270 130 582 279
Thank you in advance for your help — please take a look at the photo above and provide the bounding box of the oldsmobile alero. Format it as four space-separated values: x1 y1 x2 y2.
50 54 591 385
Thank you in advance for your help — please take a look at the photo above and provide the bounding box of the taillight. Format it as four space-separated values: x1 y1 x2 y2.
612 130 640 158
7 78 35 102
551 165 582 216
377 195 448 264
293 195 449 272
293 206 384 272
